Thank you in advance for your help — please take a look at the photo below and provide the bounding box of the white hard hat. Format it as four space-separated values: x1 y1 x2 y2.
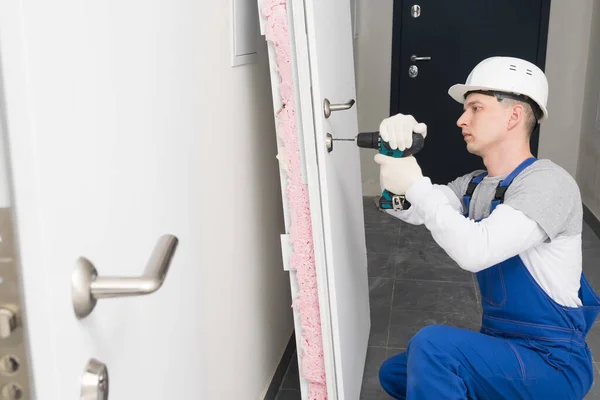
448 56 549 122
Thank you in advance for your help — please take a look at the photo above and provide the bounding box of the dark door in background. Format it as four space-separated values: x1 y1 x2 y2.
390 0 551 185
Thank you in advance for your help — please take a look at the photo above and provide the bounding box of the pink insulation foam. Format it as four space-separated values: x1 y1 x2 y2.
260 1 327 399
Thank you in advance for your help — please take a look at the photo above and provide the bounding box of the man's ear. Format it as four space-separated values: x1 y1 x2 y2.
507 103 524 132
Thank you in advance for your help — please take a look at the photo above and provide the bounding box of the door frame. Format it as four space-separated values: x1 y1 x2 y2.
389 0 552 158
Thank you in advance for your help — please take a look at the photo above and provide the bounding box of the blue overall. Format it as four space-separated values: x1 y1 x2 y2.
379 157 600 399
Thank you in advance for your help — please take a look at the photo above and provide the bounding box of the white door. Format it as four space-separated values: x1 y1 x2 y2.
260 0 370 399
0 1 215 399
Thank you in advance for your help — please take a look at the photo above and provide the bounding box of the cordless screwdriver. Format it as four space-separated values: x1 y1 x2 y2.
334 131 425 210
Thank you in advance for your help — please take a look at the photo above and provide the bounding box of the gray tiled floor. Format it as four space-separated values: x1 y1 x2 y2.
276 197 600 399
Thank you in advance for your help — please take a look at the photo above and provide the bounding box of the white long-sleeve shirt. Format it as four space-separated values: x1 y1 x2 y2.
385 159 584 307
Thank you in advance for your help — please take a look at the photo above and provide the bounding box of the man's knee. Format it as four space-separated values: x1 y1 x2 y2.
378 352 408 398
378 357 394 384
379 352 405 382
408 324 451 353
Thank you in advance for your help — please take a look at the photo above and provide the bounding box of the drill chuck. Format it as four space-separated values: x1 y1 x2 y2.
356 131 380 149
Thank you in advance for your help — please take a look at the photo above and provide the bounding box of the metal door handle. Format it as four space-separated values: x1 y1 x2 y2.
323 98 355 118
410 54 431 62
72 234 178 319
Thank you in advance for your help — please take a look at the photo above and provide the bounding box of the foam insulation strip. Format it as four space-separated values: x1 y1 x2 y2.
259 1 327 399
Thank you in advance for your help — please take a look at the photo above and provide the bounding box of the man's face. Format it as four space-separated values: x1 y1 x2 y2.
456 93 510 156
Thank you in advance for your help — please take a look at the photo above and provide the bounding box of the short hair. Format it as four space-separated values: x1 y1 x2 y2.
497 96 538 137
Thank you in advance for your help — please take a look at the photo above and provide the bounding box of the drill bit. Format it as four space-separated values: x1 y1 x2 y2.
332 138 355 141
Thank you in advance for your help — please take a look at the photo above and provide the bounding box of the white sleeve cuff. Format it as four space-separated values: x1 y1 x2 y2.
383 179 462 225
384 208 424 225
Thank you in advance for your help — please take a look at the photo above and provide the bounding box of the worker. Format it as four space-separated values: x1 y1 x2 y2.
375 56 600 399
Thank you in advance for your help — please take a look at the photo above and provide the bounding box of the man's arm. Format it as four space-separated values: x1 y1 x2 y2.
405 177 548 272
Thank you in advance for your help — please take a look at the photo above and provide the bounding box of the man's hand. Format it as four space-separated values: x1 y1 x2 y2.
379 113 427 151
374 154 423 195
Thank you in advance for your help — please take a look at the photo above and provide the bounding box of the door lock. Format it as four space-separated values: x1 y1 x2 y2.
80 359 109 400
411 5 421 18
0 208 32 399
408 65 418 78
326 133 334 153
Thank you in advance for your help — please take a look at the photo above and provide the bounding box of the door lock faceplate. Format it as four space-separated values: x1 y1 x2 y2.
0 209 32 399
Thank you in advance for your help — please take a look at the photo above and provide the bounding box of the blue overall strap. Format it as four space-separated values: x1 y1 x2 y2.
463 172 487 217
490 157 537 212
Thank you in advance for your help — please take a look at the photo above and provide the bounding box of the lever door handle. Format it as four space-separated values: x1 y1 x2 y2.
323 98 355 118
72 234 178 319
410 54 431 62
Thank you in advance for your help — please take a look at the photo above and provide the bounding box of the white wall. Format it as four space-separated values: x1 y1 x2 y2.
202 4 295 397
355 0 596 195
354 0 394 196
540 0 595 176
576 0 600 217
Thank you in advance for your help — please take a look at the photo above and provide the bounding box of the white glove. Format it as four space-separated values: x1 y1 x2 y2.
379 113 427 151
374 154 423 196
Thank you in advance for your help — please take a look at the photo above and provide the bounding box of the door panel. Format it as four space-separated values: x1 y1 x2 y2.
265 0 371 398
391 0 550 184
0 1 211 398
303 0 371 396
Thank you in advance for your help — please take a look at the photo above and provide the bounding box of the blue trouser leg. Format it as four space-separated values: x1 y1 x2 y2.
379 325 590 400
379 352 408 398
